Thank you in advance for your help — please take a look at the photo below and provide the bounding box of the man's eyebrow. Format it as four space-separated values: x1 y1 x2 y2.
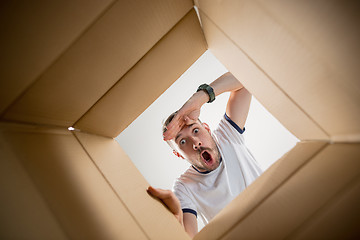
175 133 182 142
175 123 196 142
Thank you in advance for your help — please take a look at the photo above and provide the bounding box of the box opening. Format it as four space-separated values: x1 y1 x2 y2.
116 50 299 230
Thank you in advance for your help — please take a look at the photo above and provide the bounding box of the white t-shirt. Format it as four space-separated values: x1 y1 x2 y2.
173 114 263 225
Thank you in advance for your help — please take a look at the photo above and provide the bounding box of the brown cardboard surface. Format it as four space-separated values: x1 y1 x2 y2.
196 143 360 240
3 0 193 127
196 0 360 140
0 130 68 240
288 176 360 240
198 11 328 141
254 0 360 139
2 124 147 239
74 9 207 137
0 0 114 114
195 141 327 240
1 0 359 239
74 131 190 240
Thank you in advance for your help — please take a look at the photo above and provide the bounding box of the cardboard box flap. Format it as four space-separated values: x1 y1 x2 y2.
74 131 190 240
0 0 114 114
288 177 360 240
195 141 327 239
2 125 148 239
195 142 360 239
3 0 193 128
74 9 207 137
196 0 360 140
197 11 328 140
0 129 67 240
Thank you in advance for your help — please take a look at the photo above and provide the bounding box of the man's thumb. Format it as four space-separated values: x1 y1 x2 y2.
147 186 168 199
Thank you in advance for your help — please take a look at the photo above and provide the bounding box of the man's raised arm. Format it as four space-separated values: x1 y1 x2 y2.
163 72 249 141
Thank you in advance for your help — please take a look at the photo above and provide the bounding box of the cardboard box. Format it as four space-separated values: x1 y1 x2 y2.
1 1 199 239
1 0 359 239
194 0 360 239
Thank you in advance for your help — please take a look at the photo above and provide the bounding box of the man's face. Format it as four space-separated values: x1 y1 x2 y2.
172 120 221 172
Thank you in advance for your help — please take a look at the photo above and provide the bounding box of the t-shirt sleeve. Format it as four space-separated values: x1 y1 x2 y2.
224 113 245 134
173 181 197 218
215 113 247 145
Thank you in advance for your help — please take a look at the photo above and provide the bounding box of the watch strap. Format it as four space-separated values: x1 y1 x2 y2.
197 84 215 103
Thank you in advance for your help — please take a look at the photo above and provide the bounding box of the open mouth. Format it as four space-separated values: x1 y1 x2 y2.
201 150 213 166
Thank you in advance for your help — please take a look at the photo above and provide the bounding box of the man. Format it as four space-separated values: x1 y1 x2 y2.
147 72 263 237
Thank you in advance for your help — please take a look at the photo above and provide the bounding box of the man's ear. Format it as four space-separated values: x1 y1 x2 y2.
173 150 184 159
202 122 211 133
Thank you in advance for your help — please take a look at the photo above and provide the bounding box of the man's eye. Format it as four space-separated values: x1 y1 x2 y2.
180 139 186 145
194 128 199 134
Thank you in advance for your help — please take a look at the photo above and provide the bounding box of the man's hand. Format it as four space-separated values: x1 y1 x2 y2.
163 91 209 141
147 187 199 238
147 186 184 226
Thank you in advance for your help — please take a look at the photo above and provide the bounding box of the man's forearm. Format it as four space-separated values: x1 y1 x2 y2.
210 72 243 97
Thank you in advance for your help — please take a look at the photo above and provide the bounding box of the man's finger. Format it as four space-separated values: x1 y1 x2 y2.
166 112 181 131
163 116 180 140
184 116 196 125
164 126 181 140
163 120 184 141
147 186 181 214
147 186 171 199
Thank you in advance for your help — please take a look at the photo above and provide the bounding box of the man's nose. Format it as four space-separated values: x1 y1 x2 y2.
192 140 202 150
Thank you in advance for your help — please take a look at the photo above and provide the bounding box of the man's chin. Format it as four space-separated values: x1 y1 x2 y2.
197 161 220 173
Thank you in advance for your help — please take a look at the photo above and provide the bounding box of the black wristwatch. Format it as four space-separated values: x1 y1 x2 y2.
197 84 215 103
